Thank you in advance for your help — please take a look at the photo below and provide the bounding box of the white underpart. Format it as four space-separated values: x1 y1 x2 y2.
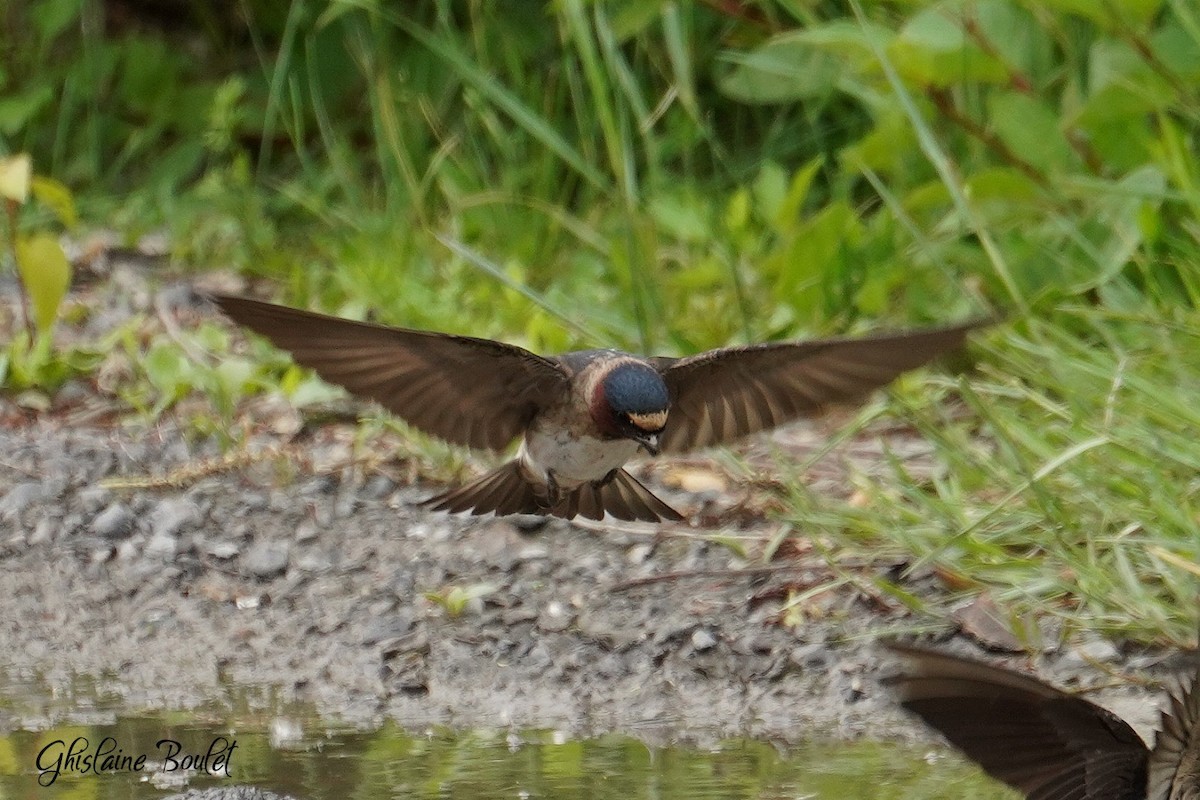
519 426 640 490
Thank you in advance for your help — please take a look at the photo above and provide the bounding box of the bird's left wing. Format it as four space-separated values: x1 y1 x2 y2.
652 321 984 454
212 295 569 452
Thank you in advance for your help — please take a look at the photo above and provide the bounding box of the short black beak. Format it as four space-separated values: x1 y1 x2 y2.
635 432 660 456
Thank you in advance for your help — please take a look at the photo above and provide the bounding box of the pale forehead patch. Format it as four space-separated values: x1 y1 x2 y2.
628 410 668 431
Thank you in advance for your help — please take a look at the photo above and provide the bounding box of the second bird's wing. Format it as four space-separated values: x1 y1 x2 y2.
887 643 1150 800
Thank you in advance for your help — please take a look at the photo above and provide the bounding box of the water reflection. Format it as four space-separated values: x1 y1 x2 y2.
0 676 1017 799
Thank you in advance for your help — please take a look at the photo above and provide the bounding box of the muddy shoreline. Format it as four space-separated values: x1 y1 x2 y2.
0 414 1171 748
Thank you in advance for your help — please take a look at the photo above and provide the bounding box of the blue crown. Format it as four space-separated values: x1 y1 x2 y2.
603 363 669 414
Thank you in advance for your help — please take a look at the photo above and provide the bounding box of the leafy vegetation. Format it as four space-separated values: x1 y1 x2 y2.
2 0 1198 645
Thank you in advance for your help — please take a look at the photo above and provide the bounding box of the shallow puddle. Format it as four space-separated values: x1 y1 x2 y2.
0 675 1016 799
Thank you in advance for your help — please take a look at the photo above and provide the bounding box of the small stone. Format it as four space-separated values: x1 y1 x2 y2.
295 551 333 573
626 543 654 565
207 541 240 559
243 540 289 578
516 544 550 562
333 493 358 518
149 497 202 538
29 518 56 545
512 514 549 533
77 486 112 513
0 482 44 520
362 475 397 500
92 503 134 539
294 520 320 543
1062 638 1121 667
537 600 575 633
301 476 337 496
241 492 269 512
789 642 831 669
691 628 718 652
144 534 177 560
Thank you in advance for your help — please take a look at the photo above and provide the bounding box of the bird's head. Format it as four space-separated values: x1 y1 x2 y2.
591 361 669 455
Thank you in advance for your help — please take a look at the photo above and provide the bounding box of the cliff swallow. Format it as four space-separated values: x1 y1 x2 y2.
212 295 981 523
886 642 1200 800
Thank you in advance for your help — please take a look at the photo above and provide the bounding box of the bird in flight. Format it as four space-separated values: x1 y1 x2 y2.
213 295 981 523
886 642 1200 800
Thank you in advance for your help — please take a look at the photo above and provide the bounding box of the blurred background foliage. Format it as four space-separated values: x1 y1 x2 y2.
2 0 1199 644
7 0 1197 349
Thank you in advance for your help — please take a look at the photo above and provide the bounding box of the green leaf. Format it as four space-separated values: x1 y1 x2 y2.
753 162 788 224
30 176 78 228
1151 21 1200 80
31 0 83 43
648 192 710 243
610 0 663 41
964 167 1042 203
0 86 54 136
890 4 1008 86
772 158 825 234
841 108 919 177
14 233 72 334
142 343 192 404
989 92 1072 173
718 32 843 104
724 187 751 234
973 0 1050 78
1036 0 1163 30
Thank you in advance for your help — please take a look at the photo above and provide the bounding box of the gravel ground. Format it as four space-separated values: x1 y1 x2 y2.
0 259 1181 749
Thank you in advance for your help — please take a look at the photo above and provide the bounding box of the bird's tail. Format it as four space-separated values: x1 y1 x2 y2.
422 462 683 523
555 469 683 522
423 461 544 517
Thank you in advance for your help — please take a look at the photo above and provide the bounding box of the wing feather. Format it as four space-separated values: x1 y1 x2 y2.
213 295 569 452
886 643 1150 800
656 321 984 453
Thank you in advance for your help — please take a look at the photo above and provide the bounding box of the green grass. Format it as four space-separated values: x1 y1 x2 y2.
3 0 1199 646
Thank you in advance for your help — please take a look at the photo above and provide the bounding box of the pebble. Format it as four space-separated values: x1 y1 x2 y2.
789 643 832 669
92 503 134 539
512 515 549 533
243 540 290 578
144 534 177 560
29 518 56 545
207 541 240 559
626 543 654 565
362 475 397 500
149 497 202 538
294 520 320 543
537 600 575 633
295 551 334 573
691 628 719 652
1062 637 1121 667
0 482 44 520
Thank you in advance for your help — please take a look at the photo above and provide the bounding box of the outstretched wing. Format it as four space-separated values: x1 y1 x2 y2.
886 643 1150 800
212 295 569 452
653 321 983 453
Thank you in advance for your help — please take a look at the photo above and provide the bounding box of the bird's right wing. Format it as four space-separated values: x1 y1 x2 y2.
212 295 569 452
